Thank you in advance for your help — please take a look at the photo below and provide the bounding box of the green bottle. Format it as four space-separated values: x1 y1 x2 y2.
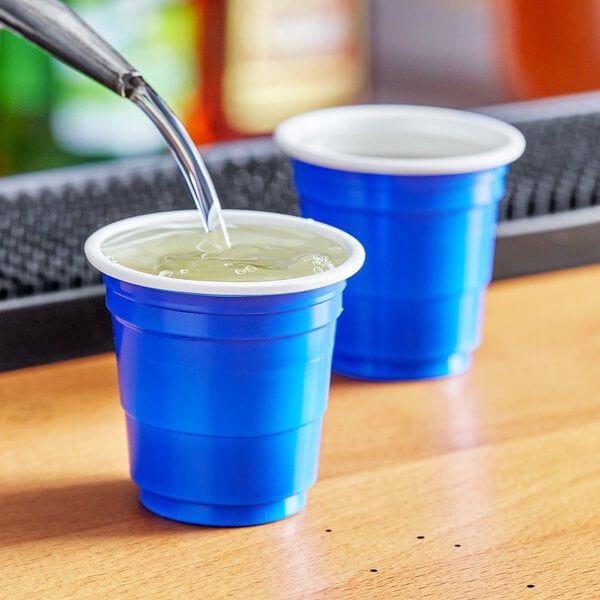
0 31 70 175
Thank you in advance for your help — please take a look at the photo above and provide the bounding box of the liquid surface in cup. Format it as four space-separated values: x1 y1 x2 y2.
102 222 348 282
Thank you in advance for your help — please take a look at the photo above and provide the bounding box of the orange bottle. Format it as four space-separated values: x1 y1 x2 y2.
188 0 369 144
500 0 600 99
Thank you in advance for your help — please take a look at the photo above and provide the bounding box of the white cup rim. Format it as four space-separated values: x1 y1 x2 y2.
84 210 365 296
274 104 526 175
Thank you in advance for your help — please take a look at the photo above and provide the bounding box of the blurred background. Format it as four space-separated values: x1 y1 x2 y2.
2 0 600 176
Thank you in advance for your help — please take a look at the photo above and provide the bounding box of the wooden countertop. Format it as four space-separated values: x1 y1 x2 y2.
2 265 599 599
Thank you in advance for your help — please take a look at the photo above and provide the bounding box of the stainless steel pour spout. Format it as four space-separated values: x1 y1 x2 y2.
0 0 230 241
0 0 144 98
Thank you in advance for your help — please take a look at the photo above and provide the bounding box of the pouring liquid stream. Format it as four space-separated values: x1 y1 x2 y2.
131 81 231 250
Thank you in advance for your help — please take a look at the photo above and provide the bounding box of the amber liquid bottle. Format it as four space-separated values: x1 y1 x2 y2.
500 0 600 99
188 0 369 144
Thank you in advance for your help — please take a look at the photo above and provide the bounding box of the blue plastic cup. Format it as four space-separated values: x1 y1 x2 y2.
85 209 364 526
275 105 526 381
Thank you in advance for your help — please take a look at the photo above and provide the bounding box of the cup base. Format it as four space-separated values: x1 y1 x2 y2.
333 351 471 381
139 489 307 527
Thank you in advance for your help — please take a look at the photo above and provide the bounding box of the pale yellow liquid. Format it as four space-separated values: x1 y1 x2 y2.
102 222 348 282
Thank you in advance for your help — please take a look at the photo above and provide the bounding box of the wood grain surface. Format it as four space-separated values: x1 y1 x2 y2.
1 265 599 599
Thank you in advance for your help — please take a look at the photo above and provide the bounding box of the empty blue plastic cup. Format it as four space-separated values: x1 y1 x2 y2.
275 105 526 380
85 210 364 526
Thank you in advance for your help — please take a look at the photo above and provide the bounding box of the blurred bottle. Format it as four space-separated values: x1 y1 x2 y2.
0 32 65 175
50 0 200 161
500 0 600 99
0 0 368 175
188 0 369 143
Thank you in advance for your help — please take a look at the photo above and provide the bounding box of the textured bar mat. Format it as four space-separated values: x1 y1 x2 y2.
1 112 599 370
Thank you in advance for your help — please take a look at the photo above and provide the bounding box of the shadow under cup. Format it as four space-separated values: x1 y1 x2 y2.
85 210 364 526
275 105 526 381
